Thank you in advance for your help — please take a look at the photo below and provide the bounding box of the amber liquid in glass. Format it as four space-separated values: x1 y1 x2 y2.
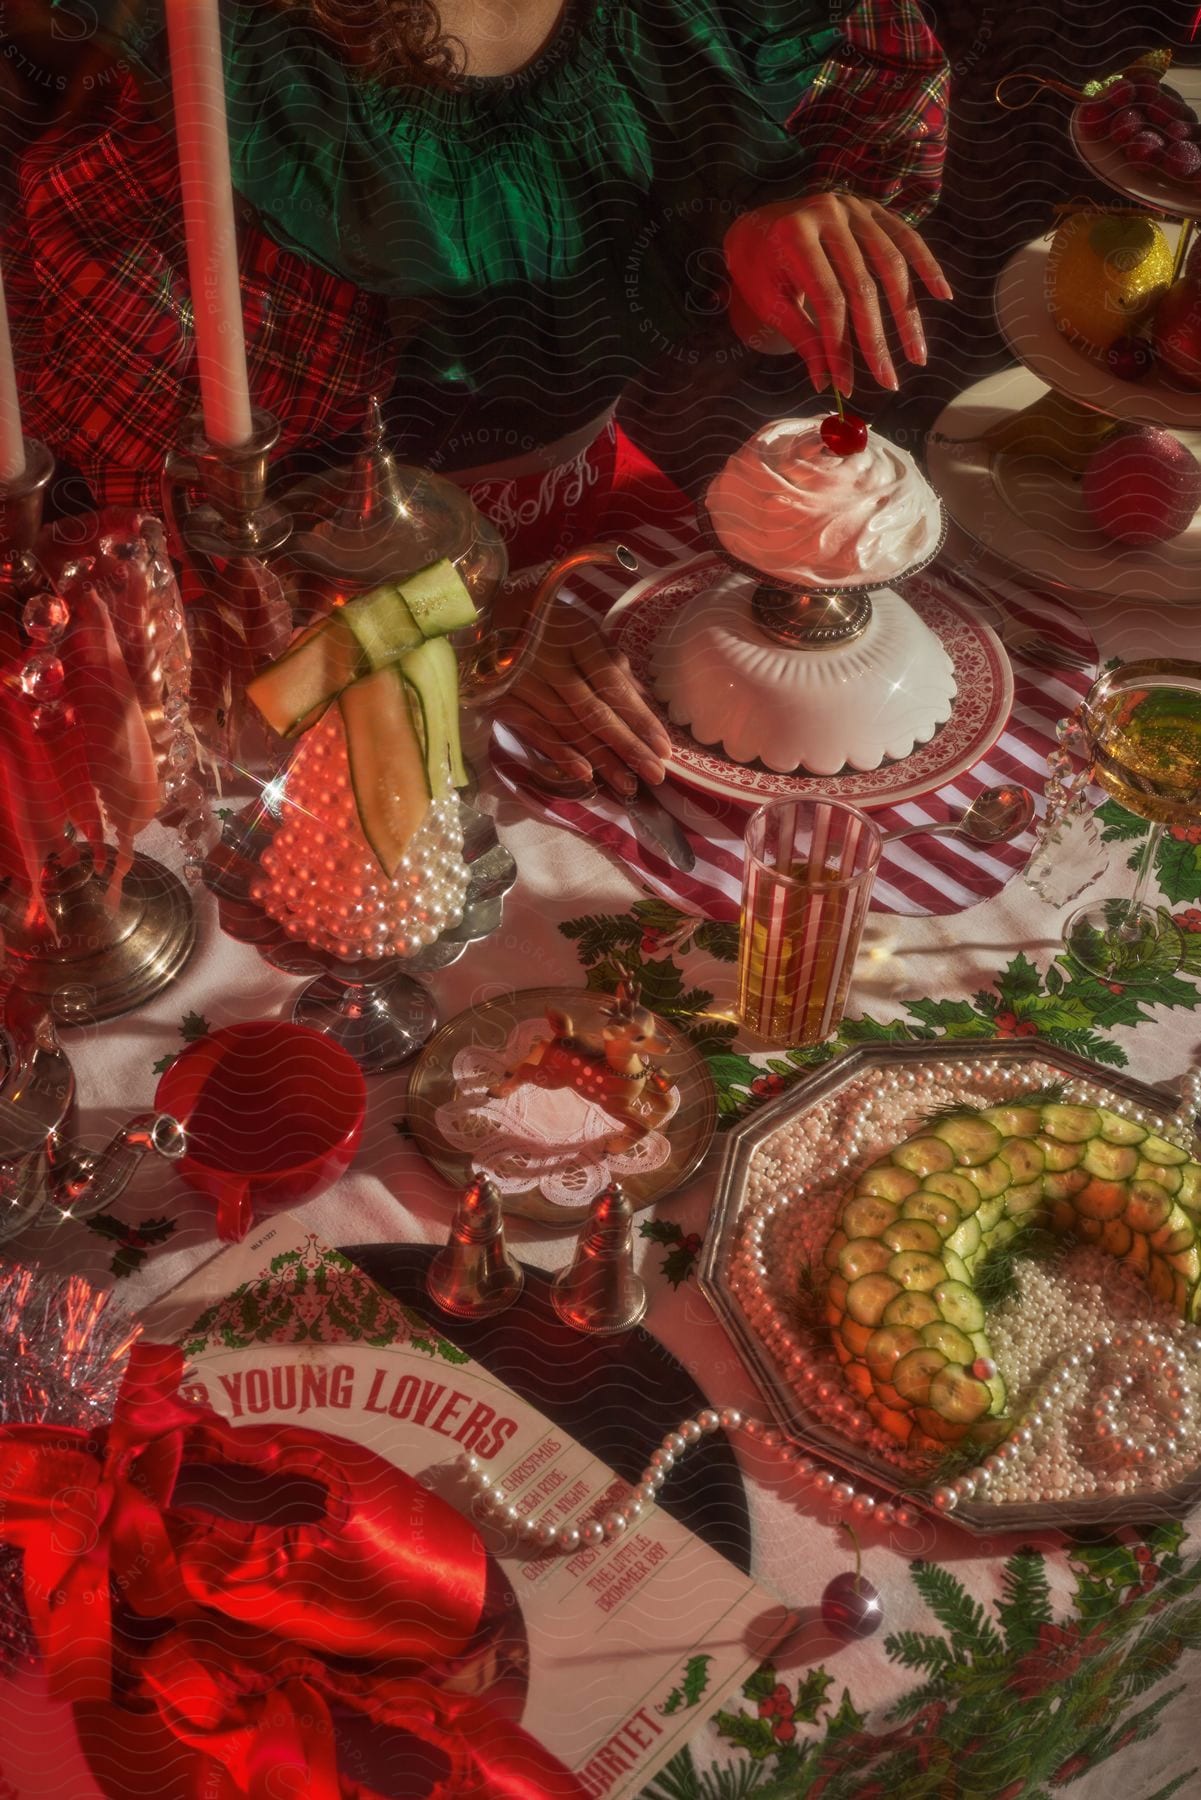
1088 685 1201 828
737 858 868 1044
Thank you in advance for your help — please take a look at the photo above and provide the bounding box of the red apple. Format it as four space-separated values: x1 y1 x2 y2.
1082 427 1201 545
1152 277 1201 388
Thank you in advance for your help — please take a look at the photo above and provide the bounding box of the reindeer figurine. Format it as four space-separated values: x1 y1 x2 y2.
489 981 674 1154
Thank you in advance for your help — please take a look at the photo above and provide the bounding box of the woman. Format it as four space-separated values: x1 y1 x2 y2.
2 0 950 793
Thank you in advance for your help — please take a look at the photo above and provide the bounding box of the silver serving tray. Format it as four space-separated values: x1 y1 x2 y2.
699 1037 1201 1534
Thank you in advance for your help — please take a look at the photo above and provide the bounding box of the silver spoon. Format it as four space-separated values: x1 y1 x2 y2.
882 784 1035 847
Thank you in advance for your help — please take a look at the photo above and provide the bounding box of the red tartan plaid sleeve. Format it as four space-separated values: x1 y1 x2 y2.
3 69 393 512
785 0 949 222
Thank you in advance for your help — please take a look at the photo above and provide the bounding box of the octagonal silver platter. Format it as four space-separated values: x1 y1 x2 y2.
699 1037 1201 1535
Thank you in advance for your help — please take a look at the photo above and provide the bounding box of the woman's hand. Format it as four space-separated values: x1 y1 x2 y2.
494 601 672 796
723 191 953 396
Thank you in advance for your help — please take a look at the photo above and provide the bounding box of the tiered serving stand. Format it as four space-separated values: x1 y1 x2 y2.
927 68 1201 608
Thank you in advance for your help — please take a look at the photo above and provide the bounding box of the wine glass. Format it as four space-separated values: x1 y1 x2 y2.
1062 660 1201 979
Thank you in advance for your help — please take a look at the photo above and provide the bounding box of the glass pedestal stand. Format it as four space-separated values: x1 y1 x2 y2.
204 800 517 1073
0 439 197 1024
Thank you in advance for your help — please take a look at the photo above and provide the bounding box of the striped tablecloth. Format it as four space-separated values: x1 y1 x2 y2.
491 513 1099 920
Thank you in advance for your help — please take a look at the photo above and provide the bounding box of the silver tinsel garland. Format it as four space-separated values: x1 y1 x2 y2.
0 1264 140 1670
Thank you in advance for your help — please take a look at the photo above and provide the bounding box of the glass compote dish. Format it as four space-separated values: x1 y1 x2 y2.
658 413 953 776
1049 660 1201 979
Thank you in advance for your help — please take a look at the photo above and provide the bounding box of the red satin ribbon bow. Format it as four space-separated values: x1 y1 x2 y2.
0 1342 196 1703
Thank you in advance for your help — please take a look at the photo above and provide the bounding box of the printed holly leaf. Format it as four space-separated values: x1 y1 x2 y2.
824 1688 866 1740
1095 799 1148 844
660 1246 697 1289
742 1664 777 1703
686 1018 740 1053
693 919 739 963
87 1212 135 1244
1016 993 1098 1034
180 1010 211 1042
660 1653 713 1714
110 1245 149 1279
713 1710 779 1760
1157 835 1201 906
839 1015 922 1045
631 898 691 933
639 1219 684 1247
902 997 992 1037
792 1667 835 1723
152 1052 178 1075
130 1215 177 1246
996 951 1046 1006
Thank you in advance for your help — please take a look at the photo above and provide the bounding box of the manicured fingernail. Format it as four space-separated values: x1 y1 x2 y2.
881 360 899 390
638 756 666 785
910 336 928 366
937 279 954 300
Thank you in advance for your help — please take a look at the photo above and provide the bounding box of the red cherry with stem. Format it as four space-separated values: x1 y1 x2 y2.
820 412 868 456
820 1521 883 1637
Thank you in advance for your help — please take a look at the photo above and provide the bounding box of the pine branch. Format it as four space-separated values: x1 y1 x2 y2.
909 1560 1004 1658
996 1548 1054 1653
884 1629 959 1677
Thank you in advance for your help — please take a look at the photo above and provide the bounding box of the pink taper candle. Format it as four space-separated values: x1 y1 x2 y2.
164 0 254 446
0 265 25 483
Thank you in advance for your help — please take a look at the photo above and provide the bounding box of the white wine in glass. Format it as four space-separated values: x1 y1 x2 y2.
1065 660 1201 979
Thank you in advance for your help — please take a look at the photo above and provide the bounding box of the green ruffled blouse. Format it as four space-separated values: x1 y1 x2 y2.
114 0 840 456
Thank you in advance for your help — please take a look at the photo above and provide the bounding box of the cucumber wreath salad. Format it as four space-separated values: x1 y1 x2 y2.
821 1098 1201 1457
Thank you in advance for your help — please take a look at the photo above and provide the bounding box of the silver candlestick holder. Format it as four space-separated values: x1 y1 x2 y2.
162 409 293 562
0 438 197 1024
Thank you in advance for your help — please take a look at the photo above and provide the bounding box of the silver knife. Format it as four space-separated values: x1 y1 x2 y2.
626 781 696 872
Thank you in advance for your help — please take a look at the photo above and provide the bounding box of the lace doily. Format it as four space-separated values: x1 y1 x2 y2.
434 1017 681 1207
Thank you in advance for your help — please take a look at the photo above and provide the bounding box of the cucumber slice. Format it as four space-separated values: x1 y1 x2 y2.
984 1372 1008 1416
933 1280 985 1333
397 559 479 638
342 584 423 670
941 1249 971 1287
1126 1181 1173 1235
855 1164 921 1204
922 1171 982 1215
999 1137 1045 1184
982 1104 1043 1139
340 668 430 877
888 1250 945 1292
1082 1140 1138 1181
1135 1157 1181 1194
1042 1168 1090 1203
966 1158 1011 1201
1140 1134 1189 1168
921 1321 975 1364
901 1191 962 1236
842 1195 902 1240
1101 1218 1133 1258
1074 1178 1129 1222
913 1406 964 1444
846 1273 903 1327
1152 1205 1197 1256
1003 1181 1045 1222
1177 1164 1201 1208
1097 1107 1148 1146
1040 1103 1102 1143
822 1230 849 1272
838 1238 895 1283
928 1364 990 1426
932 1115 1003 1166
400 636 467 796
1036 1135 1084 1173
946 1215 982 1263
246 612 363 737
892 1136 956 1177
866 1325 923 1380
1169 1244 1201 1286
882 1220 943 1256
975 1196 1006 1236
893 1347 948 1406
883 1291 941 1330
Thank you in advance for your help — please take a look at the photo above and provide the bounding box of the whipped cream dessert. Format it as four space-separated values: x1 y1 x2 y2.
705 418 943 587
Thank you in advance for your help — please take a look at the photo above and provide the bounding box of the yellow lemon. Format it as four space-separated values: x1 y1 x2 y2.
1046 213 1173 354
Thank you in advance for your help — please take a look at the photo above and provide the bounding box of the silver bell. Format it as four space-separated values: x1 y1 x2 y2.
426 1174 524 1318
551 1182 647 1336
